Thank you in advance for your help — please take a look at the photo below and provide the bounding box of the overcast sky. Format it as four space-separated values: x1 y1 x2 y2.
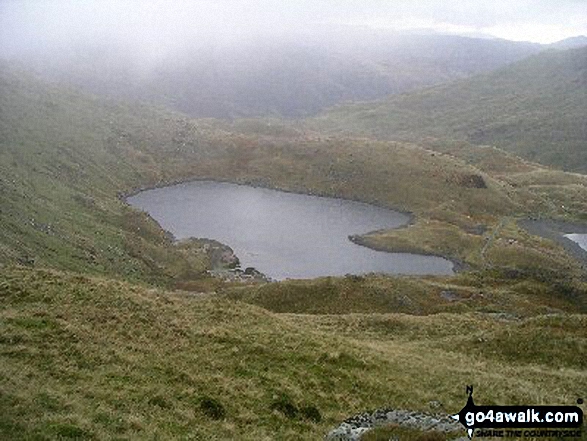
1 0 586 57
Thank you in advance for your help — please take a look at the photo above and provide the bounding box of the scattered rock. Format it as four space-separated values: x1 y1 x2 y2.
17 256 35 267
428 400 443 410
325 408 462 441
177 238 269 282
326 423 370 441
244 267 261 276
440 290 460 302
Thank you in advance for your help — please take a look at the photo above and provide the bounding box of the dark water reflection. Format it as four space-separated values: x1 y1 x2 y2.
128 181 454 280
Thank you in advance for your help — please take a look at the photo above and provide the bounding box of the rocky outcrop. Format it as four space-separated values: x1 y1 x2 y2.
188 238 269 282
325 408 465 441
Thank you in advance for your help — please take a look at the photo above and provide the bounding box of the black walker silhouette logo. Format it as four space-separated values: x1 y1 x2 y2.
451 386 583 439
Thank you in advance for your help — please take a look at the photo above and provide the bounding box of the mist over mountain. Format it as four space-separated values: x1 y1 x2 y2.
2 2 587 438
313 46 587 172
2 26 546 118
548 35 587 49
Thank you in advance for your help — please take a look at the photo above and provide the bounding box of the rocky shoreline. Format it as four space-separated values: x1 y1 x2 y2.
180 238 269 283
348 234 467 273
519 219 587 269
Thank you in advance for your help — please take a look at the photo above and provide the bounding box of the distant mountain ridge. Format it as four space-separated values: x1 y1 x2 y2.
548 35 587 49
312 46 587 173
2 29 545 119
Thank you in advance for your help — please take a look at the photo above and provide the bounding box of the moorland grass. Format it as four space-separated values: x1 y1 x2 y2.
1 267 585 440
2 62 586 284
1 61 586 440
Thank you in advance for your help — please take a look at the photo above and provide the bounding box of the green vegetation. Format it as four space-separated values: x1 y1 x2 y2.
3 60 586 282
0 62 222 285
224 270 587 316
312 47 587 173
1 59 586 440
1 267 585 440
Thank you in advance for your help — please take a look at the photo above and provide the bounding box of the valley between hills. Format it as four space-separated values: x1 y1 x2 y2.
0 40 586 440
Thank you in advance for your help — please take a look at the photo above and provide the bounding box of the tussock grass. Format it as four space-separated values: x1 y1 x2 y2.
1 267 585 440
225 270 587 317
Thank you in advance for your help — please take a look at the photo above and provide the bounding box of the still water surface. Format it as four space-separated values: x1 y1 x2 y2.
127 181 454 279
564 234 587 251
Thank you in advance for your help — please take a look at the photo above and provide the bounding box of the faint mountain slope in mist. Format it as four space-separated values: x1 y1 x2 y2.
548 35 587 49
312 46 587 173
3 29 543 118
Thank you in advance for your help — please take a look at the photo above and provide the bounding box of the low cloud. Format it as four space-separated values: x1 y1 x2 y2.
1 0 585 59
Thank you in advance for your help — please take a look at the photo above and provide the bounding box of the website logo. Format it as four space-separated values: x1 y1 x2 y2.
451 386 583 439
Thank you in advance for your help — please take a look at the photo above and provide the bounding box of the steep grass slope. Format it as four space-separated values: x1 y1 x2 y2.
312 47 587 173
0 62 226 284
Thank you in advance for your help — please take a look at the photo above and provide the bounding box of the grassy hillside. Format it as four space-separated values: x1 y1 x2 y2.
0 62 223 285
1 267 585 440
2 61 587 281
312 47 587 173
1 62 587 439
225 268 587 316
